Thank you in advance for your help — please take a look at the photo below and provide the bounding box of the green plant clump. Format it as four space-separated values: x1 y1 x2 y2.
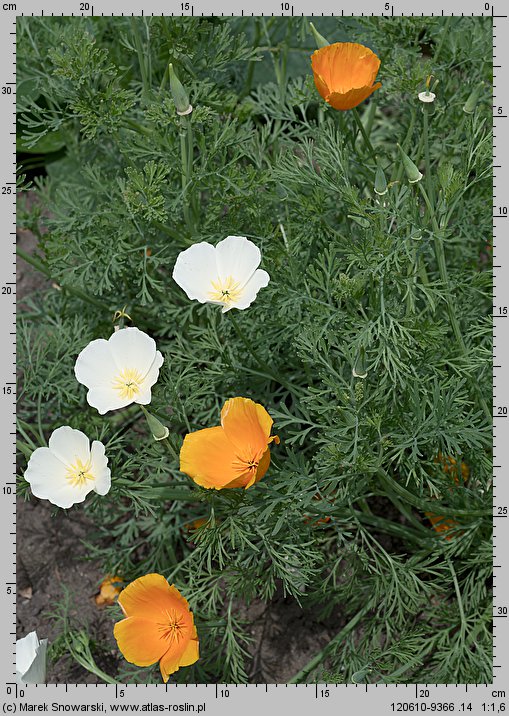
17 15 492 684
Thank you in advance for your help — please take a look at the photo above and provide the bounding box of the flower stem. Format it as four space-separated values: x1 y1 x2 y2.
130 18 151 101
447 557 467 640
377 465 490 518
179 114 195 234
422 107 435 209
419 115 491 423
352 107 376 160
288 601 374 683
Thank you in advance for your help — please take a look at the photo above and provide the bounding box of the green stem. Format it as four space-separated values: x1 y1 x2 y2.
161 436 179 462
186 117 199 221
130 18 150 101
153 220 190 244
239 18 261 100
447 557 467 640
377 466 490 518
179 114 194 233
352 107 376 160
418 184 490 422
417 185 464 351
122 118 153 137
16 247 111 313
288 601 374 683
434 16 453 64
422 107 435 210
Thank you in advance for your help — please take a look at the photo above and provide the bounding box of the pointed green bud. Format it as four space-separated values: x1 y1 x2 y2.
309 22 330 49
141 407 170 441
169 63 192 116
374 158 388 196
352 346 368 379
351 667 372 683
347 214 370 229
463 82 484 114
397 144 423 184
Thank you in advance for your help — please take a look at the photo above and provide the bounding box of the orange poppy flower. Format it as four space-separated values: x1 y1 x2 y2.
113 573 199 682
435 452 469 484
95 575 123 607
180 397 280 490
426 454 469 540
311 42 381 111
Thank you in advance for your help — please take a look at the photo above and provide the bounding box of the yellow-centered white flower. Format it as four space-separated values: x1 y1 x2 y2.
24 426 111 509
74 327 164 414
172 235 270 313
16 631 48 684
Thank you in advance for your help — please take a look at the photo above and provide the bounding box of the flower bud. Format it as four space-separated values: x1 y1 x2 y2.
352 667 372 683
352 346 368 379
141 407 170 441
348 214 370 228
397 144 423 184
374 159 388 196
418 75 436 105
169 63 192 116
309 22 329 49
463 82 484 114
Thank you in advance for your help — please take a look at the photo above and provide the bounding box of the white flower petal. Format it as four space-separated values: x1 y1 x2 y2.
16 632 40 678
90 441 111 496
21 639 47 684
109 327 158 375
216 236 261 287
136 350 164 398
31 473 90 509
172 242 219 302
75 328 163 414
86 387 134 415
48 426 90 465
74 339 118 389
24 447 68 493
25 427 111 509
227 269 270 312
16 632 47 684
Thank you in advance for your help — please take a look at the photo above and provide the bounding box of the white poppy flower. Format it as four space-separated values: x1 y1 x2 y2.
172 235 270 313
16 632 47 684
24 426 111 509
74 327 164 415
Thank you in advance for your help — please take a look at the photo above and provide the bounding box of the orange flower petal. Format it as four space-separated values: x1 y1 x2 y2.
95 575 123 607
313 72 329 102
222 468 255 490
113 617 168 666
180 426 238 489
327 83 382 111
254 447 271 484
118 573 179 619
221 397 273 460
426 512 458 541
179 638 200 668
311 42 381 111
312 42 380 92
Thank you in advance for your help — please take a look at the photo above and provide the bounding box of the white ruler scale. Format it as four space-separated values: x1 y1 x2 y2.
5 1 507 713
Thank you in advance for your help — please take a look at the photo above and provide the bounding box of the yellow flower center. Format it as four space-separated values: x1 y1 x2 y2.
65 457 95 488
112 368 144 400
208 276 243 306
158 609 187 644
